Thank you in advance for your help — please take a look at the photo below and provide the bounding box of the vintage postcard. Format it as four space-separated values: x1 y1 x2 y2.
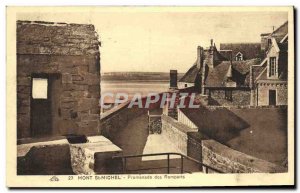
6 6 294 187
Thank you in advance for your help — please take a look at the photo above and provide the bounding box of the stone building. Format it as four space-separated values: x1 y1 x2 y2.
179 40 260 106
250 21 288 106
179 21 288 106
17 21 101 139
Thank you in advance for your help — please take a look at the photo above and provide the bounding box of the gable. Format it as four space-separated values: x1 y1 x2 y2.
268 45 279 57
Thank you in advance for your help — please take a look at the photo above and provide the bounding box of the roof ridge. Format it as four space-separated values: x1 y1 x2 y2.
17 20 94 28
269 21 288 37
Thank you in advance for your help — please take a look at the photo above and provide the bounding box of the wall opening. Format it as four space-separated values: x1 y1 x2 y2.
65 134 88 144
269 90 276 106
30 73 62 137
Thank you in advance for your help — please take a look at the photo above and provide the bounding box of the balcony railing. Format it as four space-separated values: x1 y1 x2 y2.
112 152 223 174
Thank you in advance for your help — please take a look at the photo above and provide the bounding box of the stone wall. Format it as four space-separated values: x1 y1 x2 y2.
17 21 100 56
70 136 122 175
187 132 207 161
202 140 287 173
161 114 197 155
17 139 73 175
161 113 287 173
17 136 122 175
178 82 195 89
208 89 251 106
17 21 101 138
177 108 197 128
100 102 147 141
257 82 287 106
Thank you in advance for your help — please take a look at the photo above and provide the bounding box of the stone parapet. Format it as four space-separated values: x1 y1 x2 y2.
202 139 287 173
161 114 197 155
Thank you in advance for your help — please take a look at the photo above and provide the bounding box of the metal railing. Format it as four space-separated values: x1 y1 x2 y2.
112 152 223 174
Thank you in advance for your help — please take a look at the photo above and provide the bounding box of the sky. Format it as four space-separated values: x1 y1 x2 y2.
18 8 288 73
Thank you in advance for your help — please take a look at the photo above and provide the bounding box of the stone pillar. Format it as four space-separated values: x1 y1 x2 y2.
169 70 178 89
196 46 203 69
167 89 179 120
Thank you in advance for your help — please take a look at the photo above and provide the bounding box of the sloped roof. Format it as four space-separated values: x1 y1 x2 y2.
179 61 200 83
220 43 261 60
219 50 232 61
205 62 230 87
255 66 287 82
269 21 288 43
205 59 261 87
232 58 261 75
254 67 268 82
251 59 268 84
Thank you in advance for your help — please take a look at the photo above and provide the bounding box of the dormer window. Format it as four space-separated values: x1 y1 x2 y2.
235 52 243 61
269 57 277 77
267 38 272 47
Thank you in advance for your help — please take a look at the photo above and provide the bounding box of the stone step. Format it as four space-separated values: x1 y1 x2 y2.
70 136 122 175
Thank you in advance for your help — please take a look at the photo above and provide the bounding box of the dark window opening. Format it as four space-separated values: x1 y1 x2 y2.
269 57 276 77
225 90 233 101
65 134 88 144
269 90 276 106
235 53 243 61
268 38 272 47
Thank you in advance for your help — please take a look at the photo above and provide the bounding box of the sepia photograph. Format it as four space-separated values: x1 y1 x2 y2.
6 6 294 187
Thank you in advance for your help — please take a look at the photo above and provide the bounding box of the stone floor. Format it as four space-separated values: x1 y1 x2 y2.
111 109 202 174
142 134 182 161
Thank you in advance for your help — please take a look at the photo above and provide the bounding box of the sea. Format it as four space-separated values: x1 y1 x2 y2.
101 80 169 103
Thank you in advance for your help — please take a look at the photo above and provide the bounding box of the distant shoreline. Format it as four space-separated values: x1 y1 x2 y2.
101 71 184 82
101 79 170 83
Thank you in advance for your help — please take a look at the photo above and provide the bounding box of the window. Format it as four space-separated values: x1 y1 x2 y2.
32 78 48 99
269 57 276 77
267 39 272 47
225 90 233 101
235 53 243 61
185 84 188 88
269 90 276 106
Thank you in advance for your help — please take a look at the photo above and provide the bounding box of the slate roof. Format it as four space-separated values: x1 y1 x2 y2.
219 50 232 61
220 43 261 60
205 58 261 87
179 61 200 83
255 66 287 82
268 21 288 43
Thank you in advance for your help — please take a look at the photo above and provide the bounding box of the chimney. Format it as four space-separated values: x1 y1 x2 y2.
226 50 233 79
207 39 215 68
168 70 179 120
169 70 178 89
226 64 233 78
201 59 207 94
196 46 203 69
